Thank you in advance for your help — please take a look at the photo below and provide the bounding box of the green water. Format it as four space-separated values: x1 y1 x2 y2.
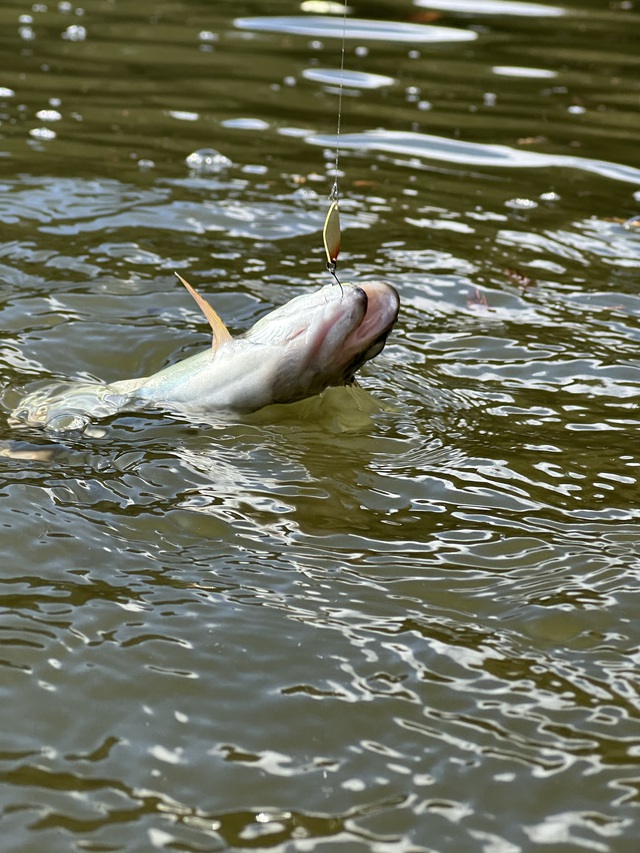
1 1 640 850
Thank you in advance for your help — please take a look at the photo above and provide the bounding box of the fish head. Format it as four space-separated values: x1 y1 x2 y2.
244 281 399 404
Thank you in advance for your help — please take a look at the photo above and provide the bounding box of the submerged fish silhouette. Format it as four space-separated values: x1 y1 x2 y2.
10 276 399 432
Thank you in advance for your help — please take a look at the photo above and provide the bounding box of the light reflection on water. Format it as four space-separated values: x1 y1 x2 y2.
308 130 640 185
2 0 640 850
235 15 478 42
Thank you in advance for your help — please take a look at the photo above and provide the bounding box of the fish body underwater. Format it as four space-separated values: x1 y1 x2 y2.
9 278 399 433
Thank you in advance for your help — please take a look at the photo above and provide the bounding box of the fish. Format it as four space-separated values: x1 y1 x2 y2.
9 276 399 433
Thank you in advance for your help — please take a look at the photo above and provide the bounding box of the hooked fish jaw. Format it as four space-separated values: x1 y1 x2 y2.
247 281 399 405
333 281 400 378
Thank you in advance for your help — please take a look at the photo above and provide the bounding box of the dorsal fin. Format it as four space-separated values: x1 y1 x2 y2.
175 272 233 352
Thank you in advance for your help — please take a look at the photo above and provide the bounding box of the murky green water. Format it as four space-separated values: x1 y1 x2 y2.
2 0 640 850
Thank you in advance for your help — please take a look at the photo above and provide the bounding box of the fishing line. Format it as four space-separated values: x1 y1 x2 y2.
322 0 348 287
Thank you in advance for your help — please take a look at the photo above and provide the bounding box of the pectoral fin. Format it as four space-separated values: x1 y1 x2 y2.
175 273 233 352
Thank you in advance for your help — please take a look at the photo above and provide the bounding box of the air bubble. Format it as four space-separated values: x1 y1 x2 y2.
185 148 232 173
30 126 56 139
505 197 538 211
36 109 62 121
62 24 86 40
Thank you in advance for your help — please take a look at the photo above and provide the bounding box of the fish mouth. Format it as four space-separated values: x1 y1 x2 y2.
269 280 399 404
335 280 399 380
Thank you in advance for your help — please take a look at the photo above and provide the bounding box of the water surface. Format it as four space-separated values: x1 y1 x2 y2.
1 1 640 850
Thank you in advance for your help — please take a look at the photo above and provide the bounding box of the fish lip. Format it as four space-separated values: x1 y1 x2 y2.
317 280 399 348
338 280 399 378
352 281 400 341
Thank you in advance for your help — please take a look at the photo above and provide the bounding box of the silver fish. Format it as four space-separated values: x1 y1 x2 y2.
10 276 399 433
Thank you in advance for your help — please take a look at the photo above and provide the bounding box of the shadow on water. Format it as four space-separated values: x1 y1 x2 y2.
2 0 640 850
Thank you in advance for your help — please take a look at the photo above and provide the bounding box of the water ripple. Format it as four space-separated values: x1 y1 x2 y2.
2 1 640 850
235 16 477 43
308 130 640 185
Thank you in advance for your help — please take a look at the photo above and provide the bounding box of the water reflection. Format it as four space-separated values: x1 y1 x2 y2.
302 68 395 90
415 0 566 16
308 130 640 185
2 0 640 850
235 15 477 43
